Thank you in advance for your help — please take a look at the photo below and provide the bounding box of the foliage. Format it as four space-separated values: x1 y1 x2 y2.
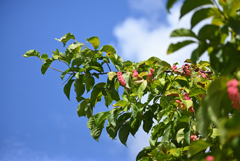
23 0 240 160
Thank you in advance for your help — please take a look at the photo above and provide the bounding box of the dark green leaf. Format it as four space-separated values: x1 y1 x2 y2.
77 99 88 117
129 118 141 136
94 111 109 126
108 109 119 127
170 28 197 38
90 120 105 142
63 76 75 100
106 122 117 139
191 8 219 29
184 126 191 145
167 40 196 54
180 0 213 18
85 76 95 92
86 36 100 50
136 147 152 161
41 58 54 75
74 76 85 100
166 0 179 13
191 41 208 64
23 50 40 58
187 140 213 157
143 110 153 133
132 103 139 118
119 123 130 146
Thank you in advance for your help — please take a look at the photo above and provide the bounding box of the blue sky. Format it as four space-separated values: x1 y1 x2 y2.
0 0 209 161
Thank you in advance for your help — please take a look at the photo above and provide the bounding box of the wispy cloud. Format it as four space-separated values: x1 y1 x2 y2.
0 139 76 161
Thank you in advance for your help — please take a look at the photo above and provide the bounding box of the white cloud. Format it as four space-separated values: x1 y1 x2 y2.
113 2 211 160
113 4 209 66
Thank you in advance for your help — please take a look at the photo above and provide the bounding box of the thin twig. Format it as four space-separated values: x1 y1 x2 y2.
39 58 66 73
60 73 73 85
211 0 228 21
106 63 112 71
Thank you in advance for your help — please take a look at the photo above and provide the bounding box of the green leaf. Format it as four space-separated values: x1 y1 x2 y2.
191 7 219 29
86 62 104 72
184 126 191 145
167 40 196 54
198 25 220 42
86 36 100 50
23 50 40 58
132 103 139 118
175 78 189 88
166 0 179 13
137 80 147 100
74 76 85 100
60 69 70 80
143 110 153 133
41 54 48 60
187 140 213 157
119 123 130 146
87 116 95 130
180 0 213 19
176 128 184 143
113 100 128 108
100 45 116 56
129 118 141 136
196 97 211 138
162 122 173 142
191 41 208 64
136 147 152 161
107 72 116 81
106 122 117 139
90 86 104 106
108 109 119 127
90 120 105 142
85 76 95 92
63 76 75 100
182 100 193 110
94 111 109 126
170 28 197 38
55 33 75 47
41 58 54 75
189 87 205 97
77 99 88 117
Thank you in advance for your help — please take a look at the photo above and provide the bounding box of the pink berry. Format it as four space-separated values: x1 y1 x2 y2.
190 135 197 141
150 68 154 74
175 100 181 104
188 107 194 113
172 65 177 71
206 155 214 161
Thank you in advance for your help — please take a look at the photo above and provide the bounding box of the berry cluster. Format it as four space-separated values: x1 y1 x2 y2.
132 70 138 77
175 92 195 113
175 100 186 110
117 71 126 86
182 64 191 76
190 135 198 141
172 64 191 76
147 68 154 82
198 69 207 79
227 79 240 109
